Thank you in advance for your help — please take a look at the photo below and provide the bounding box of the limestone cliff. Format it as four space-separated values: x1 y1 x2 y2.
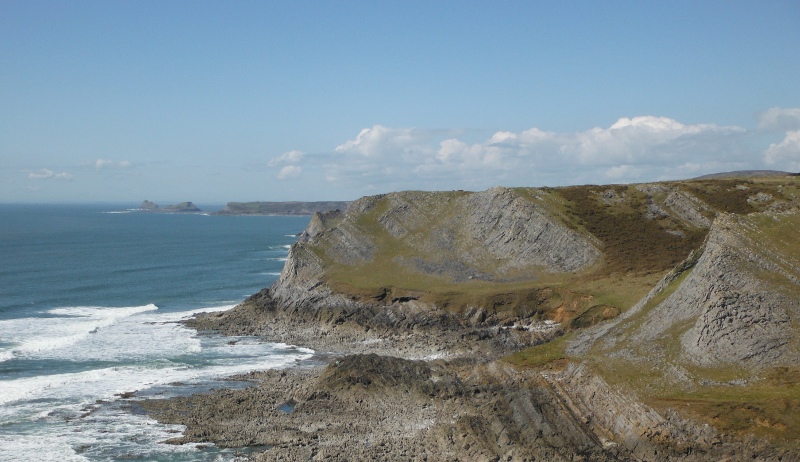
573 210 800 368
271 187 601 318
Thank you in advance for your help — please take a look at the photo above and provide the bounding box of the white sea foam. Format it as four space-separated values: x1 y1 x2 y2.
0 404 209 462
0 303 312 408
0 302 312 460
0 346 308 409
0 304 158 362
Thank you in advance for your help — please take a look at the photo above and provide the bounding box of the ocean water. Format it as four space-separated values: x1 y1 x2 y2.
0 204 313 461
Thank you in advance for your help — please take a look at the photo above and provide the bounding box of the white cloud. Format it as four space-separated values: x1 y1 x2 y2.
424 116 746 179
764 130 800 170
27 169 73 180
268 150 305 166
300 114 779 194
758 107 800 132
335 125 437 159
90 159 132 169
277 165 302 180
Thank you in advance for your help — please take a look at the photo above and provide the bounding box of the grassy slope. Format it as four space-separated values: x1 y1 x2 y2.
512 186 800 447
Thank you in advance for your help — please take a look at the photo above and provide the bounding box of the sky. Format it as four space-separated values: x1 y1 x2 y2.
1 1 799 203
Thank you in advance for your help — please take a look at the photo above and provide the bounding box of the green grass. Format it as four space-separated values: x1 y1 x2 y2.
648 369 800 447
504 333 572 368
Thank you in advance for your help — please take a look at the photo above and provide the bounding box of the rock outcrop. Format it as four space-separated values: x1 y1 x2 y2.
144 354 788 461
139 200 158 210
161 201 201 212
575 211 800 370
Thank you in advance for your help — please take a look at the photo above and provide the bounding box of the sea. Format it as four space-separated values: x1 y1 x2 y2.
0 204 314 461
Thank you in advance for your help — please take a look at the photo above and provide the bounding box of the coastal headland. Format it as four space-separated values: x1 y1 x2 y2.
213 201 351 216
138 200 350 216
143 173 800 461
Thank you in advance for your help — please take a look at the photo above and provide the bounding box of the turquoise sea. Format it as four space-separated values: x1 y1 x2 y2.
0 204 313 461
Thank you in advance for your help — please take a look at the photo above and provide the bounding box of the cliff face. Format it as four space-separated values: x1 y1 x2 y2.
290 188 601 280
647 213 797 367
272 187 601 314
573 210 800 371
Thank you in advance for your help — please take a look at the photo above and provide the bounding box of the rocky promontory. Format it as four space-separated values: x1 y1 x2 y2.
145 174 800 460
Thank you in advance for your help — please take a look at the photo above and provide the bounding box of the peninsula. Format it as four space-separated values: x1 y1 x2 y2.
144 173 800 461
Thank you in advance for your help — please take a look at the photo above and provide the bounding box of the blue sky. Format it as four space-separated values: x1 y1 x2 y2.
2 1 799 203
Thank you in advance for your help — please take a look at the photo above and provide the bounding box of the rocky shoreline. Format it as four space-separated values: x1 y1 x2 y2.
140 292 794 462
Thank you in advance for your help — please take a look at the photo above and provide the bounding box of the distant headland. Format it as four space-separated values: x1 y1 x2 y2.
212 201 350 216
138 200 350 216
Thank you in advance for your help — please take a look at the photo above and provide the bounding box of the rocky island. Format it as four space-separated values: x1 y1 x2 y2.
143 174 800 461
138 200 202 213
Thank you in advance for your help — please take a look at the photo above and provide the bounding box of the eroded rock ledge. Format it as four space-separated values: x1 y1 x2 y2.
143 353 789 461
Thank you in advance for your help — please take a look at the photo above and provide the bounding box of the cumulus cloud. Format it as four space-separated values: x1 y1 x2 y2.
276 111 800 195
27 169 73 180
335 125 440 159
764 130 800 170
268 150 305 166
277 165 303 180
324 116 751 189
758 107 800 132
